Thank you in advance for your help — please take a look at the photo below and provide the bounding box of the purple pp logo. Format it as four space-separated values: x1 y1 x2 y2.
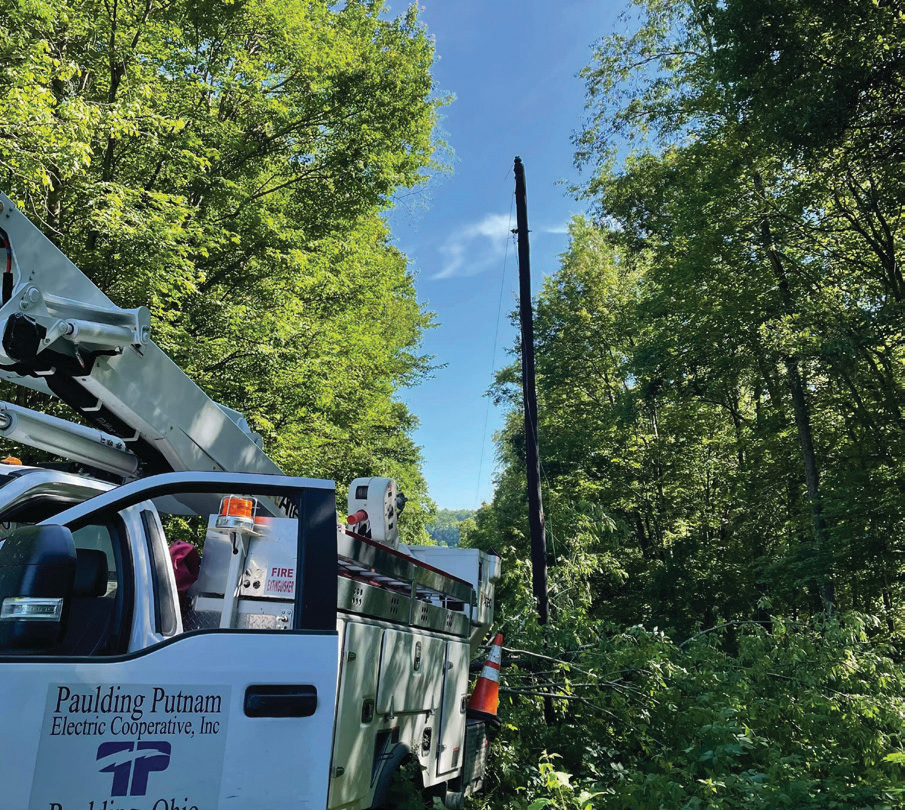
96 740 172 796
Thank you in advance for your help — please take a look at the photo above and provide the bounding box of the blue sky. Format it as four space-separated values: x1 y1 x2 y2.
389 0 622 510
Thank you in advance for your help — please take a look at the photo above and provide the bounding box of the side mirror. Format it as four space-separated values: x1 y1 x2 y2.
0 524 76 650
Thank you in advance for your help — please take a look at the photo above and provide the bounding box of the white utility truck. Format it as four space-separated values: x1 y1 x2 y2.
0 191 500 810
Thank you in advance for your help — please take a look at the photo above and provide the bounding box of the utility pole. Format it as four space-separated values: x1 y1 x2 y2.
513 156 549 625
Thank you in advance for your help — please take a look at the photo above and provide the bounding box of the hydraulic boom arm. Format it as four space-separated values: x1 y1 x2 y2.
0 192 281 478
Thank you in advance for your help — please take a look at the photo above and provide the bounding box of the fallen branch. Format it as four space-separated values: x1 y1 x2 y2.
499 688 667 748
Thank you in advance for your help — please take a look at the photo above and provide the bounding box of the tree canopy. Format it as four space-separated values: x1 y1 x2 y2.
426 508 475 546
465 0 905 806
0 0 442 537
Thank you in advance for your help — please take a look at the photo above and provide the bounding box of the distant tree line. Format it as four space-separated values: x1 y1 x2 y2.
426 509 475 546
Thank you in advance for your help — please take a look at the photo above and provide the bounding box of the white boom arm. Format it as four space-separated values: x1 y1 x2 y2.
0 400 139 477
0 192 281 478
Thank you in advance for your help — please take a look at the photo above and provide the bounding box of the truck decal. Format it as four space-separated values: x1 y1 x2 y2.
97 740 171 797
29 683 230 810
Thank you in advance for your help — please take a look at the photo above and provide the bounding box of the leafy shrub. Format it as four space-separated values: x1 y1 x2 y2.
471 613 905 809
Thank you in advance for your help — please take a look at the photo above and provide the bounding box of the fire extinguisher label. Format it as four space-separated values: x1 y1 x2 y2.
264 567 296 596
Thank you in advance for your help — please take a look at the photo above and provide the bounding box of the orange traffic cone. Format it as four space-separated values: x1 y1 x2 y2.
467 633 503 728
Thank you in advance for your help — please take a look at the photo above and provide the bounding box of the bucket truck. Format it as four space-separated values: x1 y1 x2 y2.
0 191 500 810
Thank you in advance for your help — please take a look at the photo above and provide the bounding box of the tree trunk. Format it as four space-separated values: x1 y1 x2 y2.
882 586 895 635
754 172 835 611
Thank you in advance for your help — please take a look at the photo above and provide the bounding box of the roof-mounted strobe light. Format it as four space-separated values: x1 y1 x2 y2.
216 495 256 531
212 495 261 630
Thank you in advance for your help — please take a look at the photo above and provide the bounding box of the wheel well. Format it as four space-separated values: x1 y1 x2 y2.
369 743 412 809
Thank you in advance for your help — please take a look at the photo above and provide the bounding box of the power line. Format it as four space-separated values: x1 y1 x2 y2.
475 192 515 510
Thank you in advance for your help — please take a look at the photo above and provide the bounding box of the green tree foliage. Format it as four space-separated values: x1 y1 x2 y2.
426 508 474 546
466 504 905 808
568 0 905 621
0 0 440 537
469 1 905 805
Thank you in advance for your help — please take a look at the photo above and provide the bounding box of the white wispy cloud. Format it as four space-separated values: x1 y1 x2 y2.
432 214 575 280
434 213 513 280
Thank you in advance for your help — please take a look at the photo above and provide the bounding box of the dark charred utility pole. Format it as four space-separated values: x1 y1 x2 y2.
514 156 549 626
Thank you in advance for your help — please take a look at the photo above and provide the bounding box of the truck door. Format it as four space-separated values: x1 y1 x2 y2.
0 471 339 810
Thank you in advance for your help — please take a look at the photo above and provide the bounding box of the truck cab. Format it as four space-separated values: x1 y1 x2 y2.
0 471 340 810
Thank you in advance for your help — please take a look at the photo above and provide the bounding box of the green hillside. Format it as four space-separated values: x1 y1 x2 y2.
426 509 475 547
